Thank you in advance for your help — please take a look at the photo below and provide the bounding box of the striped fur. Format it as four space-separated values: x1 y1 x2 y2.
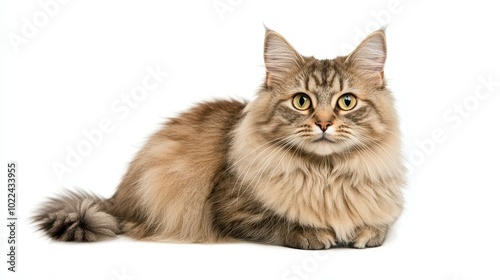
35 29 405 249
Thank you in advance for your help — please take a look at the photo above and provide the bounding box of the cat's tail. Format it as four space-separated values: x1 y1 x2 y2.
33 190 121 242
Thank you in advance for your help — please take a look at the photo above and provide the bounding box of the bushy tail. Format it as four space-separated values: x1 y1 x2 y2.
34 191 121 242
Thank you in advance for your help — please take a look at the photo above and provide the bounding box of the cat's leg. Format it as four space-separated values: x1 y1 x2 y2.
283 225 337 250
351 225 388 249
215 211 337 249
210 192 336 249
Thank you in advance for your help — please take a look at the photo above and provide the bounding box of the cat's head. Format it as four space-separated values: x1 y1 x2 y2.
248 29 399 156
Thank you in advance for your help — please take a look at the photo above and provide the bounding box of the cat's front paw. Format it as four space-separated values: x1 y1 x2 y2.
351 226 388 249
285 227 336 250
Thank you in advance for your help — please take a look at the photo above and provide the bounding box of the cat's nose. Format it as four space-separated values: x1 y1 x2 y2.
315 121 332 132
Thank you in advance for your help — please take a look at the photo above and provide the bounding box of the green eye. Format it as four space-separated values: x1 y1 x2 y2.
337 94 357 111
292 93 311 111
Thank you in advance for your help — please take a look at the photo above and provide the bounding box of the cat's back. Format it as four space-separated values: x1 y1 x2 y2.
133 99 247 180
148 99 247 182
160 99 246 149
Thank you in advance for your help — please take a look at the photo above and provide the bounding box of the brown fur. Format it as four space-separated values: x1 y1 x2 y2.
35 29 405 249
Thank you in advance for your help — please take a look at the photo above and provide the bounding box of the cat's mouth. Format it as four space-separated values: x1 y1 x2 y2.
312 135 335 144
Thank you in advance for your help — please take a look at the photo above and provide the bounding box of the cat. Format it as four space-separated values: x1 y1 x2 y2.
35 28 405 249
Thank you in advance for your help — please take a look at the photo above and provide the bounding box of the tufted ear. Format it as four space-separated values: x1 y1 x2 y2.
346 30 387 86
264 30 305 87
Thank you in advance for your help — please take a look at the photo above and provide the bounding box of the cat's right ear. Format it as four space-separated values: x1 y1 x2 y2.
264 30 305 88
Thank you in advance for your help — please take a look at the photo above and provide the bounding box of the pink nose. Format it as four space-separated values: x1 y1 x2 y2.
315 121 332 132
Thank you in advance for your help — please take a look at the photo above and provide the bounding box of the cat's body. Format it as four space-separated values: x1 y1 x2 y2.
36 29 405 249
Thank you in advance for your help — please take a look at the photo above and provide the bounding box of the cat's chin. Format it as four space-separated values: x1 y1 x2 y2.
304 141 348 156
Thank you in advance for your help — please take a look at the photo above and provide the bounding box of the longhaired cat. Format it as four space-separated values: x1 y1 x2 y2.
35 28 405 249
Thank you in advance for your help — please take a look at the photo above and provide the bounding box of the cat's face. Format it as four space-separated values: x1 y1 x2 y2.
250 30 398 156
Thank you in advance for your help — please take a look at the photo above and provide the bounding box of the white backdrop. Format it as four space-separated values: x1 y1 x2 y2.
2 0 500 279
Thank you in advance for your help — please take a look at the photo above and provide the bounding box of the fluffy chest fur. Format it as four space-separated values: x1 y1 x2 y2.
230 115 405 242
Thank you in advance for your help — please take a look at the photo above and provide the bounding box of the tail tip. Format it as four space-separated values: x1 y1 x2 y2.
34 192 120 242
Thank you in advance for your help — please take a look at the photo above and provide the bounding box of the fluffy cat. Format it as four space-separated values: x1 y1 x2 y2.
35 28 405 249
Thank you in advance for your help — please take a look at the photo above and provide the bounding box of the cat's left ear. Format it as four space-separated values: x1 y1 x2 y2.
346 30 387 86
264 30 305 88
